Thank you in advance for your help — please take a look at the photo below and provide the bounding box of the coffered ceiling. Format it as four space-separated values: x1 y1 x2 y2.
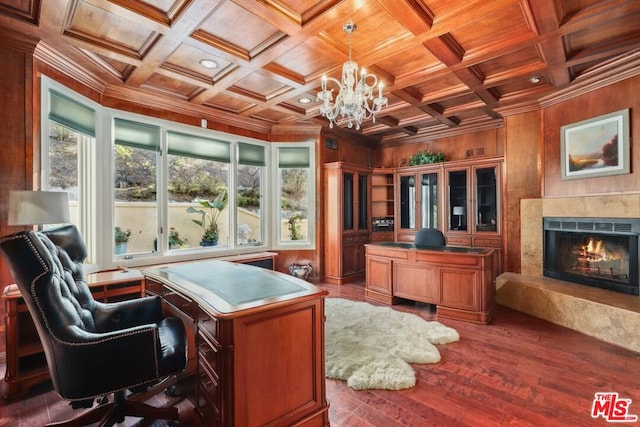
1 0 639 143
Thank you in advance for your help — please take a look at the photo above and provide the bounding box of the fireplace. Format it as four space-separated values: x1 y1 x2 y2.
543 217 639 296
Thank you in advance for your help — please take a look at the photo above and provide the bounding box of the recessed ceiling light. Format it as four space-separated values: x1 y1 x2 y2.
199 59 218 69
298 97 312 104
529 76 541 84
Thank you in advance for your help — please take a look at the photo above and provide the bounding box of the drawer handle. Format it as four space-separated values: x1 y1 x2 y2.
200 346 214 356
200 373 213 388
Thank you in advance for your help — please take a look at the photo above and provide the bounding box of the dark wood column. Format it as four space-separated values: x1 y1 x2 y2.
0 33 38 316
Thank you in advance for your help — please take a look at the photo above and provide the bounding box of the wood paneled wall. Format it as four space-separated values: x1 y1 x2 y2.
504 111 543 273
0 39 38 337
373 128 505 168
0 41 37 289
543 75 640 197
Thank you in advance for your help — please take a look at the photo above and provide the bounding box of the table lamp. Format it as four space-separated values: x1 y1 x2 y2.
8 190 70 229
453 206 465 229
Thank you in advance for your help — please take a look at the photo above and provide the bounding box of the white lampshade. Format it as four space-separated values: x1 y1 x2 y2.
453 206 465 216
7 191 70 226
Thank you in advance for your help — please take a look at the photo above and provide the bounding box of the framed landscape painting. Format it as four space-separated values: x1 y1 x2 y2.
561 109 630 180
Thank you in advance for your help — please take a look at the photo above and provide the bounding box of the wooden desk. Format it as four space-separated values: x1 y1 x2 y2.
143 260 329 427
365 242 497 324
2 269 144 399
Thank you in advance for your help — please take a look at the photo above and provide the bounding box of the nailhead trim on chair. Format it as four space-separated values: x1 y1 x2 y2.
1 233 163 401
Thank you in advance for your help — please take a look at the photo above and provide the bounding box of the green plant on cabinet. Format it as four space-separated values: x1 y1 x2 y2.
408 150 447 166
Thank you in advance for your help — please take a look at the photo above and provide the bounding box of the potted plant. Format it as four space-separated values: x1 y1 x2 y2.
187 191 228 246
407 150 446 166
287 214 304 240
114 226 131 254
168 227 187 249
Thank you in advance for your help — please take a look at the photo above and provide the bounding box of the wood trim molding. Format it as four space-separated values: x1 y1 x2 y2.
539 49 640 108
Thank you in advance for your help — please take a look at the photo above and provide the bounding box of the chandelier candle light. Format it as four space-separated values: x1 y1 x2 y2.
317 22 388 130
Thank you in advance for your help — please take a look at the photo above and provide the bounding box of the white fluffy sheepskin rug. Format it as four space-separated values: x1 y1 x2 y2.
324 298 460 390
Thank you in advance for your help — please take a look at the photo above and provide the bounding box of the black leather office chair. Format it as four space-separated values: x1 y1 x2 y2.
0 225 187 427
414 228 446 247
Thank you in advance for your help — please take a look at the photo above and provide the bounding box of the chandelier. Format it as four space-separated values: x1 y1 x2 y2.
316 22 388 130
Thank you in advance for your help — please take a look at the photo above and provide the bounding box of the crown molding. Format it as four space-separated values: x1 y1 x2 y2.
34 41 106 93
539 49 640 108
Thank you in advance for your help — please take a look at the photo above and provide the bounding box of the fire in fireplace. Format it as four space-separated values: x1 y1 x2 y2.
543 218 639 296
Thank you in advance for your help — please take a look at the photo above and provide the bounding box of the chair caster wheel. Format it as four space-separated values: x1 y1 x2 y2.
164 385 183 398
96 395 109 405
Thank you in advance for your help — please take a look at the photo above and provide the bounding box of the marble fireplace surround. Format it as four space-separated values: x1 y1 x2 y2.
496 194 640 353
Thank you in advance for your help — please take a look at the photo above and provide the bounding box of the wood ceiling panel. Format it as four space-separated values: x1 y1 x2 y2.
163 43 233 82
258 0 343 25
407 72 468 102
229 72 293 101
320 3 411 57
204 92 256 114
143 72 202 99
251 107 294 123
192 1 285 60
3 0 636 143
0 0 40 24
375 45 440 81
64 1 159 60
107 0 191 25
565 14 640 55
476 46 547 87
560 0 605 17
266 40 336 81
450 3 536 55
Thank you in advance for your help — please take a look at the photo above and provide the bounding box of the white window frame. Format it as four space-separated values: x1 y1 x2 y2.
41 79 316 271
271 142 316 250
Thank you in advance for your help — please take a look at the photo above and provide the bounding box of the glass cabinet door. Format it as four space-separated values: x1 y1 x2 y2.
399 175 416 230
358 173 368 230
448 170 467 231
343 172 353 230
420 173 438 229
475 167 497 232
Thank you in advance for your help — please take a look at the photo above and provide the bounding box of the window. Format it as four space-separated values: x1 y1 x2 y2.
41 80 315 270
236 143 265 246
275 145 315 247
167 131 230 249
43 85 97 263
113 119 160 257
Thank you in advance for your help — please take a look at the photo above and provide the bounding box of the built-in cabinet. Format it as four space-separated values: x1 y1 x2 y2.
371 168 394 242
395 165 442 243
394 157 503 263
323 157 503 283
445 160 501 250
324 162 371 284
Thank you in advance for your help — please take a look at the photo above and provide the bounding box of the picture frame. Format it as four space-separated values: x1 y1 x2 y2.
561 109 630 180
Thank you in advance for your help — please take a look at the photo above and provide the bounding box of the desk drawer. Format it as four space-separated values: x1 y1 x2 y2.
164 292 197 321
198 308 219 341
472 236 501 248
198 361 221 416
198 333 220 376
145 279 163 296
446 235 472 246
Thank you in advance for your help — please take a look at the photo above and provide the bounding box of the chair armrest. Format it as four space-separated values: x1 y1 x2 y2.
92 295 163 332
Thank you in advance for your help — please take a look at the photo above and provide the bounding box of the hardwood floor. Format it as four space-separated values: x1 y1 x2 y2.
1 282 639 426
